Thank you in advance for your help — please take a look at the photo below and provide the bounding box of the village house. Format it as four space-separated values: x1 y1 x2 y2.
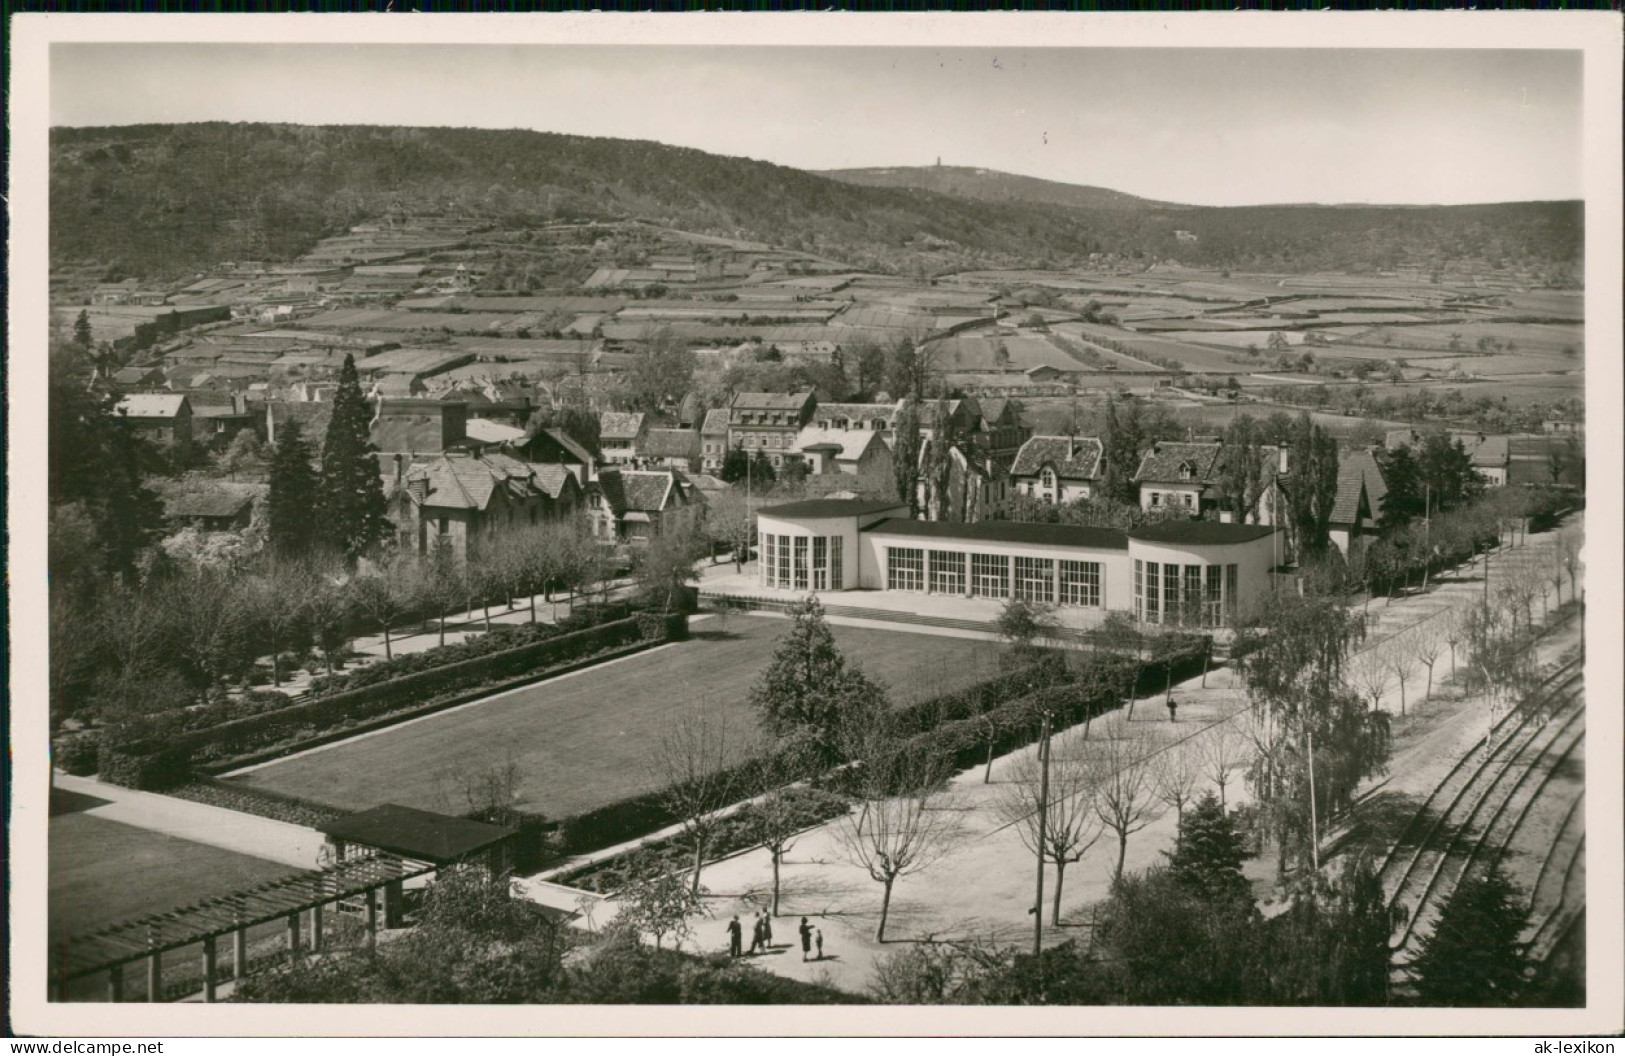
370 398 471 460
590 468 700 546
512 427 599 488
791 426 895 478
699 408 731 473
1455 432 1511 487
1010 435 1104 504
394 452 581 560
1327 448 1388 562
914 437 1011 524
812 402 895 434
640 427 701 472
113 393 193 447
164 491 255 533
1134 441 1288 524
728 391 816 469
598 412 649 466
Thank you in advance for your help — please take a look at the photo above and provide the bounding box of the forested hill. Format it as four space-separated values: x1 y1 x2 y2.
821 165 1173 212
51 124 1583 281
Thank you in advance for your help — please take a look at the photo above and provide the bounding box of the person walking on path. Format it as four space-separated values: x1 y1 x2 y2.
749 913 766 955
762 911 774 948
798 917 813 962
1166 696 1178 723
727 915 743 959
814 927 824 961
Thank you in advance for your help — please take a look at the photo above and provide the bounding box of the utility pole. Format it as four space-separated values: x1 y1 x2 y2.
1032 710 1052 957
1306 726 1320 873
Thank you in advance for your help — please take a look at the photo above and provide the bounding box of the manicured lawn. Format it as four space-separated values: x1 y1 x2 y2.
234 617 1004 820
50 808 301 948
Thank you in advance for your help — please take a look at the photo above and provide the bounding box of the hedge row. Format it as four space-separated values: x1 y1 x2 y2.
100 613 687 791
542 636 1209 857
305 600 645 698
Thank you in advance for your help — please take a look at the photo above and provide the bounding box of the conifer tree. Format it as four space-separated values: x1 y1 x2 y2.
1167 791 1251 907
317 354 390 563
73 309 93 350
267 420 320 560
1409 863 1532 1006
748 596 887 758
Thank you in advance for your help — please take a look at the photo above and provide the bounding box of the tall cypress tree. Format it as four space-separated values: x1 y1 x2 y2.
267 420 320 560
317 354 389 563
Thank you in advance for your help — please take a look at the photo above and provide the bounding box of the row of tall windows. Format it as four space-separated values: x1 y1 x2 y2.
1133 559 1239 626
886 547 925 591
760 533 843 591
879 548 1101 607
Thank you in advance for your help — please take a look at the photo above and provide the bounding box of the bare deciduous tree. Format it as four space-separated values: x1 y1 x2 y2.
1200 717 1249 810
1383 633 1417 717
835 743 961 942
1410 620 1444 704
1150 740 1204 842
648 709 744 895
996 739 1104 925
1347 647 1391 714
1086 717 1158 885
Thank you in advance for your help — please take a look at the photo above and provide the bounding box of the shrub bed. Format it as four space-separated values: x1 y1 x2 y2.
100 614 686 791
557 787 851 894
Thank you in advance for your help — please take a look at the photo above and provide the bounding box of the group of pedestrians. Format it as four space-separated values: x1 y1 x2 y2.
726 911 825 962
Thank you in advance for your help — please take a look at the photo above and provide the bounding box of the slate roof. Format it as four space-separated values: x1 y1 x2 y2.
115 393 189 419
529 463 580 501
731 391 814 411
406 453 541 511
165 492 254 520
700 408 732 436
318 804 515 865
1464 434 1510 467
1011 436 1104 480
642 428 700 461
1135 441 1224 485
599 411 647 442
1126 521 1278 545
979 397 1013 426
759 498 907 519
865 517 1129 551
792 426 885 462
814 402 895 427
1331 448 1387 528
596 469 677 515
533 427 596 467
465 417 528 445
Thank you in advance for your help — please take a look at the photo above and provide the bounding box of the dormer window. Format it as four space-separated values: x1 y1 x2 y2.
1178 461 1195 481
1040 467 1057 490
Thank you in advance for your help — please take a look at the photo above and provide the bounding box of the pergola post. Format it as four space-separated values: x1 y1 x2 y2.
234 919 248 980
383 879 404 929
108 962 124 1003
202 936 218 1003
287 910 302 962
147 948 163 1003
365 889 379 950
310 903 325 953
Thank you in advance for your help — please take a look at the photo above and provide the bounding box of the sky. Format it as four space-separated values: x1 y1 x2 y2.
50 44 1583 207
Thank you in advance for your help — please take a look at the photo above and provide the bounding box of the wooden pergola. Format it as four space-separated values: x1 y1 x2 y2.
53 853 434 1003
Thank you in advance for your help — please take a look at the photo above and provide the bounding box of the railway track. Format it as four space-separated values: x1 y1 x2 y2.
1379 660 1584 976
1526 792 1586 962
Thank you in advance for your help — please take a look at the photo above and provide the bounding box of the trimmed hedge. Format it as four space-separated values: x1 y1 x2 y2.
100 613 687 791
52 730 104 776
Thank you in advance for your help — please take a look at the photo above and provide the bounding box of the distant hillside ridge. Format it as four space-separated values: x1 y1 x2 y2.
50 123 1583 282
819 164 1178 212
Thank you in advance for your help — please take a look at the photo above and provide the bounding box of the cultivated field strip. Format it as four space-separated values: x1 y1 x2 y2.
1385 666 1584 961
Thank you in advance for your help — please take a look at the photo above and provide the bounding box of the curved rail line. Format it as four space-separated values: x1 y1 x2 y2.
1377 657 1581 898
1383 665 1583 958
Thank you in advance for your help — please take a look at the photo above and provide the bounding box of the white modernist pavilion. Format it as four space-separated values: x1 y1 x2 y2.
753 498 1282 627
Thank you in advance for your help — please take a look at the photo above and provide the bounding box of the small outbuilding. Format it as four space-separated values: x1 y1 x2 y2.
318 804 520 875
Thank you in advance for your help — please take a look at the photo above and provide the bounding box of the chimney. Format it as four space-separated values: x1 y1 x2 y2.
394 453 404 485
1067 436 1076 461
1278 446 1289 474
